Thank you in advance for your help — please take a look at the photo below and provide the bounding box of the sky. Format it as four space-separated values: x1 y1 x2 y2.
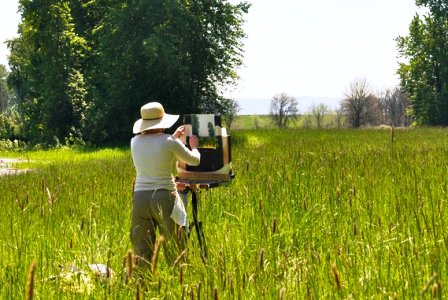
0 1 21 66
227 0 426 113
0 0 426 114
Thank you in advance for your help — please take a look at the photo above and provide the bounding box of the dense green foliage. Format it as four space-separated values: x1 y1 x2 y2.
397 0 448 125
0 65 23 141
1 128 448 298
7 0 249 144
0 65 12 112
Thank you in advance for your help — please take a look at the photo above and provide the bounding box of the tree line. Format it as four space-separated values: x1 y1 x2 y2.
269 79 411 130
1 0 248 145
2 0 448 145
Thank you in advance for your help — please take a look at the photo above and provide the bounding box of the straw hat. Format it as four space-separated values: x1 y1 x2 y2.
133 102 179 134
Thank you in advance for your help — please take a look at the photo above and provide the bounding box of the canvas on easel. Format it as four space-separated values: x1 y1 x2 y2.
177 114 233 183
188 114 218 148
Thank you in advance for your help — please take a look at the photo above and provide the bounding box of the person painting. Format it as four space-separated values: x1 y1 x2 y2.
131 102 200 267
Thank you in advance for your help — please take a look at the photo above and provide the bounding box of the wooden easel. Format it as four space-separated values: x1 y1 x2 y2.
176 179 231 264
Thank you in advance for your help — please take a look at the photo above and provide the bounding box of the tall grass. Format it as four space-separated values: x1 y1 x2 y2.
1 128 448 298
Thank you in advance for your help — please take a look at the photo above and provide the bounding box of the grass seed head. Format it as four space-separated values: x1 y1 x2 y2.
432 282 441 298
279 287 286 300
80 218 85 232
259 249 265 270
46 187 55 205
422 273 438 295
26 260 37 300
126 250 134 283
179 265 184 285
136 279 141 300
272 217 278 234
173 249 188 267
331 264 342 289
213 286 218 300
197 281 202 298
151 235 165 274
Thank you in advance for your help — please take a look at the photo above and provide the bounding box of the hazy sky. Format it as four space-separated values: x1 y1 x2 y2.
0 1 20 66
1 0 425 113
227 0 424 99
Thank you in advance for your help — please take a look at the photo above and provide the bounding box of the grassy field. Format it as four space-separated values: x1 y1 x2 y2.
231 114 340 130
231 115 274 129
1 128 448 298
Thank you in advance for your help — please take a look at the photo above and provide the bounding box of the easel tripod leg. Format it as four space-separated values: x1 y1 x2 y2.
192 190 207 263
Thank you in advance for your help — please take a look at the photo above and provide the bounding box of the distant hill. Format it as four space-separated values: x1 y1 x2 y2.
237 96 342 115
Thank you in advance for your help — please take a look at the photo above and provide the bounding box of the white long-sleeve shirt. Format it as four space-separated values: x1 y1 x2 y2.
131 133 200 191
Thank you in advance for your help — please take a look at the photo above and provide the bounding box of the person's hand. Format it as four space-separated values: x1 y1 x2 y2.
189 135 199 149
173 126 185 139
176 181 187 191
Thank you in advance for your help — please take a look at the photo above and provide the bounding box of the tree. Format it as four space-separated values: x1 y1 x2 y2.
85 0 250 142
0 65 11 112
8 0 89 143
8 0 250 144
396 1 448 125
381 88 410 127
311 103 329 129
341 79 381 127
0 65 23 140
221 98 240 129
270 93 298 128
335 106 346 129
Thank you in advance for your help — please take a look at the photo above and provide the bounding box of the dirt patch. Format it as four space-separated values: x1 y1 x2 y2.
0 168 29 176
0 158 32 176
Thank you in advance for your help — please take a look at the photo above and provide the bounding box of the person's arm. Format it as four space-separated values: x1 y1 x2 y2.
172 139 200 165
171 128 200 166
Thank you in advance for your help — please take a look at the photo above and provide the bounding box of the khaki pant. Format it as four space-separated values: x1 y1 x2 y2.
131 189 185 266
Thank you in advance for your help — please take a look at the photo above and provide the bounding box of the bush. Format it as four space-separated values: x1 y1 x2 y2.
0 138 28 151
0 107 23 140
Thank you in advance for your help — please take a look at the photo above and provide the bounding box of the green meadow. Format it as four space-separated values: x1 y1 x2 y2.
231 114 340 130
1 128 448 298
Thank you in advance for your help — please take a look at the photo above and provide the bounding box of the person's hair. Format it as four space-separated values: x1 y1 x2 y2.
141 128 165 135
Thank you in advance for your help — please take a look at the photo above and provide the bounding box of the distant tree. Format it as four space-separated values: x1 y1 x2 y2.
341 79 381 127
301 114 312 129
311 103 330 129
221 98 240 129
381 88 410 127
396 1 448 125
270 93 298 128
366 94 383 126
335 106 346 129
